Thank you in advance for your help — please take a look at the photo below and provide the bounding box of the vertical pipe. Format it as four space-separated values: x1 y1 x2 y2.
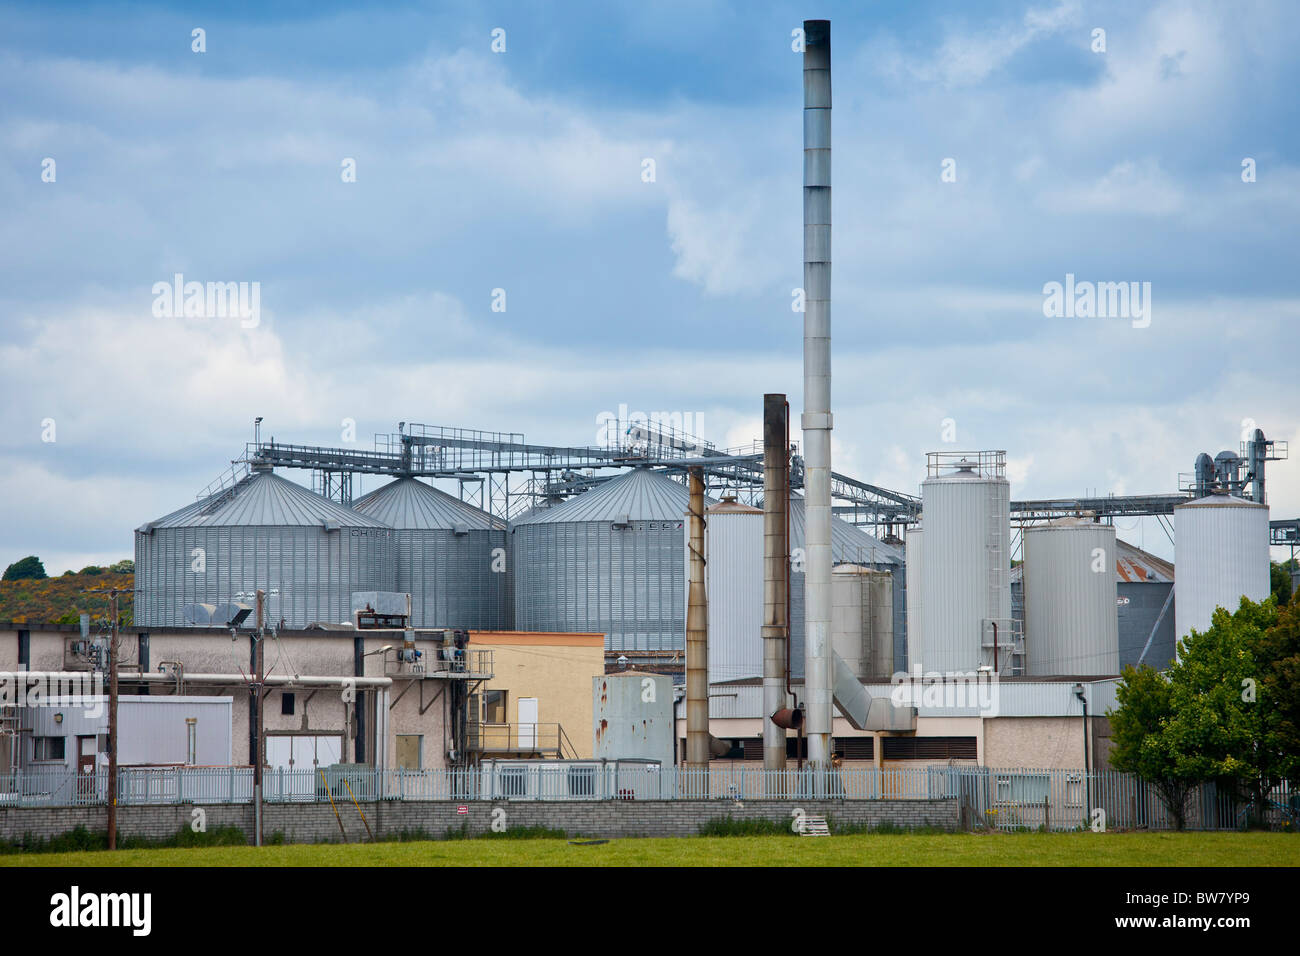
685 468 709 771
802 18 833 771
763 394 790 774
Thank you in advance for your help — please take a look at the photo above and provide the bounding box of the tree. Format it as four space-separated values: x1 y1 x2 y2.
1109 664 1198 829
1271 561 1294 607
1257 599 1300 786
2 556 47 580
79 565 104 576
108 559 134 574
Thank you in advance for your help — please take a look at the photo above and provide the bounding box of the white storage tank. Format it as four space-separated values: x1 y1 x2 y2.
1174 494 1270 645
917 453 1011 674
703 497 764 683
593 671 674 768
1023 519 1119 676
832 564 893 678
905 526 923 672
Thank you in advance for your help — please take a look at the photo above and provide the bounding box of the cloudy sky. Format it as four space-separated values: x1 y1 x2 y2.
2 0 1297 573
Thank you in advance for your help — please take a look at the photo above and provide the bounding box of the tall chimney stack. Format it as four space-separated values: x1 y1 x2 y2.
801 18 834 772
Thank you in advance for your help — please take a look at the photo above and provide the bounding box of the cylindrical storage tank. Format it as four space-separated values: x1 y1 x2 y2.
1174 494 1270 645
351 477 509 629
905 526 923 672
134 465 395 628
1023 520 1119 676
703 497 764 683
787 494 904 678
832 564 894 679
511 469 691 654
918 458 1011 674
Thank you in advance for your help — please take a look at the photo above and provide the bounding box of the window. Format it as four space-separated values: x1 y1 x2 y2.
483 690 506 724
186 718 198 766
33 736 66 761
281 692 296 716
98 734 109 754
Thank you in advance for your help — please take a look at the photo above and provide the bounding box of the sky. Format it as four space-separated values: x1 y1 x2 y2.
1 0 1297 573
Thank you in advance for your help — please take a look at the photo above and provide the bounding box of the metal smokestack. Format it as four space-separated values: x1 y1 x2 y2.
762 394 791 774
801 18 833 770
685 467 709 772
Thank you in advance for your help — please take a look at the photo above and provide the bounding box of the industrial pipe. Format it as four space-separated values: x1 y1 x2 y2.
685 467 709 770
802 18 834 772
762 394 791 773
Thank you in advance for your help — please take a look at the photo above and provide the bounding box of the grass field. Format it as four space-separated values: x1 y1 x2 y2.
3 831 1296 867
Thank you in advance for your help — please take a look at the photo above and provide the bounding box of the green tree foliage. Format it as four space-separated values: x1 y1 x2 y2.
1110 597 1297 828
1271 561 1294 606
78 565 104 576
108 559 134 574
3 556 47 581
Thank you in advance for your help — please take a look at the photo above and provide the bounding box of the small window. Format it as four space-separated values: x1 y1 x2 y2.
34 736 66 761
281 692 296 716
98 733 109 754
186 718 197 765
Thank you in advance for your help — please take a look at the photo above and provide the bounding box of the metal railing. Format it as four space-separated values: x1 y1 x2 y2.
2 766 1293 830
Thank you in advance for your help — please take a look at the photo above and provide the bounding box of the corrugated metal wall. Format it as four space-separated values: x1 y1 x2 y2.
396 529 510 629
1174 497 1270 645
1118 581 1175 670
1023 524 1119 676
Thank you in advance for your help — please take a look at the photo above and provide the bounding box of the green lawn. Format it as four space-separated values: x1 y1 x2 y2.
4 831 1297 867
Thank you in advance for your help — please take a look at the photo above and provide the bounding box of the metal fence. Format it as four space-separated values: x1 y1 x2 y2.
1 765 1293 831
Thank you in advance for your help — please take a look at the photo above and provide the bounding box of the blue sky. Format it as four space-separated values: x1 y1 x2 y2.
1 0 1297 572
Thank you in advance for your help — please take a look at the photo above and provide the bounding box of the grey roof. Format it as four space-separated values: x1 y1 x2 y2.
140 470 391 530
352 477 502 531
512 468 706 525
787 494 904 565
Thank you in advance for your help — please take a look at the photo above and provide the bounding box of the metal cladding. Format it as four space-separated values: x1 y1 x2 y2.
787 494 904 679
801 17 834 768
762 394 790 774
351 477 510 630
1174 494 1270 645
706 497 764 683
593 672 673 768
1023 520 1119 677
905 526 923 672
134 467 395 627
510 468 693 653
915 456 1011 674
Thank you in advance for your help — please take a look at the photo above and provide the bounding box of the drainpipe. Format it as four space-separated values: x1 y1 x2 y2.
685 467 709 771
763 394 790 774
802 18 834 773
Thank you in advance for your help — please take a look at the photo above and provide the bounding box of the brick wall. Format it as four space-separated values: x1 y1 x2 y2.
0 797 956 846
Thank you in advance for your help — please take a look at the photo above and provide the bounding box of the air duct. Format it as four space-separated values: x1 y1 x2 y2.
801 18 834 770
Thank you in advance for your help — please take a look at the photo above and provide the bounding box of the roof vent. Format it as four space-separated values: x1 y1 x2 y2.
612 513 631 529
453 522 470 536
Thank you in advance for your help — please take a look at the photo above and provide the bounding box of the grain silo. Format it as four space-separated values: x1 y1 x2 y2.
1022 519 1119 676
787 494 904 679
832 564 894 678
1174 493 1270 644
915 453 1011 674
510 468 691 654
135 463 394 627
351 477 509 629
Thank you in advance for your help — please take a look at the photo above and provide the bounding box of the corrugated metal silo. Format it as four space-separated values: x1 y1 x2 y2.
135 465 395 627
351 477 510 629
917 456 1011 674
510 469 691 654
832 564 894 678
1174 494 1269 644
1023 519 1119 676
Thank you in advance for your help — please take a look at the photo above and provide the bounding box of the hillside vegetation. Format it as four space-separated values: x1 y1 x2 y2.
0 567 134 627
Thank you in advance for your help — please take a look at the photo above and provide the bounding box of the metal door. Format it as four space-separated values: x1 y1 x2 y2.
518 698 538 749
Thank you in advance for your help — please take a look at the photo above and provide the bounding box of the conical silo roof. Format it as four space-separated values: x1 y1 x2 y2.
352 477 502 530
140 468 391 530
512 468 705 524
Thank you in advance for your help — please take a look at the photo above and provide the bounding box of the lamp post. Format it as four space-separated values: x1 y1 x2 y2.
1074 682 1091 826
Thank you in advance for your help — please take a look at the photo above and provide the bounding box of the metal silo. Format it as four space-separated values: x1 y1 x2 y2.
510 468 690 654
1174 494 1270 644
787 494 904 678
351 477 509 629
1023 520 1119 676
832 564 893 679
135 464 395 627
917 452 1011 674
703 497 764 683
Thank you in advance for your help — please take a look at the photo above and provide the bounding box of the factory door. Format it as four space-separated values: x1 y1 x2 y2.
518 698 538 750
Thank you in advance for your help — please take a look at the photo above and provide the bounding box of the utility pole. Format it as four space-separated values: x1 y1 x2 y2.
254 588 265 848
85 586 124 850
